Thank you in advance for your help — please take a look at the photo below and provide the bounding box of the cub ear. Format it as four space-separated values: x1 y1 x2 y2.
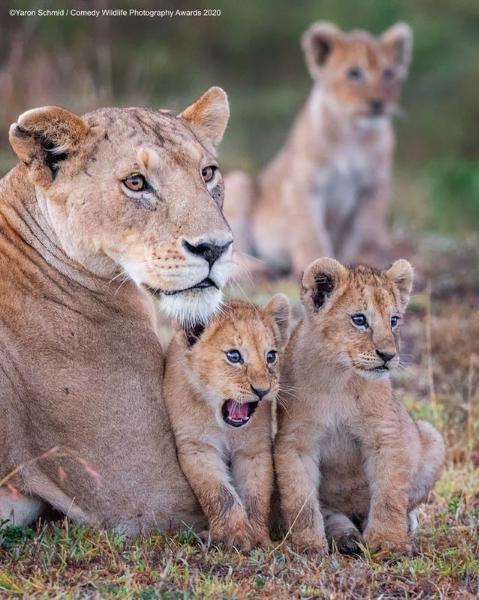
263 293 291 348
301 257 347 312
385 259 414 308
381 22 413 76
9 106 89 188
179 86 230 151
301 21 341 79
183 322 206 348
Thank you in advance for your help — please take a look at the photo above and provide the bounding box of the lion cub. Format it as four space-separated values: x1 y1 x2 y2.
225 22 412 273
275 258 445 554
164 296 291 550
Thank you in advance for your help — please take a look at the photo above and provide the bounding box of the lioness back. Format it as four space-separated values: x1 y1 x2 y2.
164 296 291 549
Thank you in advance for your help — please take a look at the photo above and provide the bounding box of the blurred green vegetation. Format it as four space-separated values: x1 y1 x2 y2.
0 0 478 233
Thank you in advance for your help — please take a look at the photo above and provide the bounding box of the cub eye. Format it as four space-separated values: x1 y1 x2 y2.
351 314 368 328
266 350 277 365
391 315 400 329
383 68 395 81
347 66 364 81
123 174 147 192
225 349 243 364
201 165 217 183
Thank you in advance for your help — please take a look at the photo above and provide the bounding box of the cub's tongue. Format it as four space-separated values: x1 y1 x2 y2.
225 400 249 421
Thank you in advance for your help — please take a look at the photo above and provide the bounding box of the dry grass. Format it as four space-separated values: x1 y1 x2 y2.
1 234 478 599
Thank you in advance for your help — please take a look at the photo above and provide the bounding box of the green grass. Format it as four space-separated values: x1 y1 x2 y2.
1 469 478 599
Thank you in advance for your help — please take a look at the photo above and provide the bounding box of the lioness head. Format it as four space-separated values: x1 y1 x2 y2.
302 21 412 124
301 258 413 380
183 296 290 428
9 88 233 324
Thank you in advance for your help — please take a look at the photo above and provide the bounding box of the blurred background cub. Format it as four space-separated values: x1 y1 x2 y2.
225 21 412 275
163 296 291 550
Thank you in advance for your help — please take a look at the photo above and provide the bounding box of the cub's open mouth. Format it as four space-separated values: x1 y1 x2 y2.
145 277 218 298
222 400 259 428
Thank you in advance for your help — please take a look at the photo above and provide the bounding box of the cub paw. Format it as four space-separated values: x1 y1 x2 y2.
363 527 411 554
332 529 364 556
207 519 253 551
290 530 329 555
251 527 273 548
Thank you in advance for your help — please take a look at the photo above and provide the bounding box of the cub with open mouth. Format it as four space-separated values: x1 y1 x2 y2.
164 296 291 550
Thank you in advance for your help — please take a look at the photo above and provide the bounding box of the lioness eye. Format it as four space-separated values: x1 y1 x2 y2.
391 315 400 329
383 68 395 81
351 314 368 328
347 66 363 81
226 349 243 364
123 174 147 192
266 350 277 365
201 165 217 183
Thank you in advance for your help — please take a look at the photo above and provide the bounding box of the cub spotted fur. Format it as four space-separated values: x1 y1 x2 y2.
164 296 291 549
275 258 444 554
224 22 412 274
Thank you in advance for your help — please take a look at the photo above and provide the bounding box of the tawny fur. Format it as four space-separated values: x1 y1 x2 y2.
274 258 445 554
224 22 413 274
164 297 291 550
0 88 234 533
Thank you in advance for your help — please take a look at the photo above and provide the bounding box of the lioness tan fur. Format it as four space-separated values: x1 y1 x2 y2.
275 258 445 553
164 297 291 549
0 87 235 534
224 22 412 274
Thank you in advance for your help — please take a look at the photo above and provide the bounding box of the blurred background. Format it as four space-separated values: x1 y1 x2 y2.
1 0 478 235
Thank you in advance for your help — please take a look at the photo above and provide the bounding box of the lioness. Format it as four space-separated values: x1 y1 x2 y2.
224 22 412 274
164 296 290 549
275 258 444 554
0 88 234 533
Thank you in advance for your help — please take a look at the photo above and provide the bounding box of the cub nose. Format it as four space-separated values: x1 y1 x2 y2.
369 98 384 115
250 385 270 400
376 349 396 364
182 238 232 268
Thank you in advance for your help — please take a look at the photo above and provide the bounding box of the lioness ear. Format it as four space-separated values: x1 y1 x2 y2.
385 259 414 308
179 87 230 150
381 22 413 76
302 21 341 79
301 257 347 311
9 106 89 188
263 293 291 348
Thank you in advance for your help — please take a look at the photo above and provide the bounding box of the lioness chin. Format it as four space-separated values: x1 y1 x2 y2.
0 87 233 534
164 297 291 550
275 258 445 554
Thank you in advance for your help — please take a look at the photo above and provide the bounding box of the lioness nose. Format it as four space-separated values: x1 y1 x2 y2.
182 239 232 267
376 349 396 363
250 385 270 400
370 98 384 115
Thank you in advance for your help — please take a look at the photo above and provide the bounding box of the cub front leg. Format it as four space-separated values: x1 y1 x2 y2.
340 178 391 265
274 426 328 553
177 443 252 550
359 413 412 552
232 443 274 546
285 179 333 275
